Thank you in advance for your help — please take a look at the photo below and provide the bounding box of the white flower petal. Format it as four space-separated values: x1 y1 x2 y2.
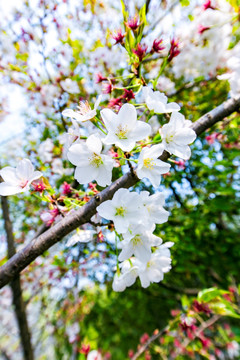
0 184 23 196
86 134 102 154
118 103 137 128
16 159 34 179
0 167 19 185
131 121 151 141
74 165 97 184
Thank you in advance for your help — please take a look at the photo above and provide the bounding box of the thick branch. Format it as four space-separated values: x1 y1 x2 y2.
0 95 239 289
1 196 34 360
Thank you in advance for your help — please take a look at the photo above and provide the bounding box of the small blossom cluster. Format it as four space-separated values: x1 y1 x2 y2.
97 188 173 291
0 83 196 292
218 42 240 96
59 85 196 291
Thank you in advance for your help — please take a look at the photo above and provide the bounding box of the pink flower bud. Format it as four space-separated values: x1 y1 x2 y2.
133 44 148 62
112 29 125 45
168 38 180 62
152 39 164 53
125 16 140 30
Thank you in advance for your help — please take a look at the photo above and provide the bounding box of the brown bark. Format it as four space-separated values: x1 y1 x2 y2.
0 94 239 289
1 196 34 360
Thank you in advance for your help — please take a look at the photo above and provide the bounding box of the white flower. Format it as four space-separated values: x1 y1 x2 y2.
140 191 169 227
66 322 80 343
38 139 54 163
66 229 96 246
138 242 173 288
227 341 240 360
62 96 102 122
60 78 79 94
87 350 102 360
101 103 151 152
0 159 42 196
119 229 162 263
112 260 139 292
136 144 171 187
59 119 82 157
52 158 72 176
96 188 146 233
142 86 180 114
160 112 196 160
67 134 114 187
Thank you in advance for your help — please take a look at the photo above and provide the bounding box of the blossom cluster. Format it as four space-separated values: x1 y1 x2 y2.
97 188 173 291
62 85 196 291
0 84 196 292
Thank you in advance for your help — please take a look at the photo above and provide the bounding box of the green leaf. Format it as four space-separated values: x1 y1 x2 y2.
198 288 229 302
180 0 190 6
209 301 240 318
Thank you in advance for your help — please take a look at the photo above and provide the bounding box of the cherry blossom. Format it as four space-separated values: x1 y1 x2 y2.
66 229 97 246
140 191 169 227
112 260 139 292
67 134 114 187
101 104 151 152
142 86 180 114
60 78 80 94
87 350 102 360
137 144 171 187
0 159 42 196
119 229 162 263
62 95 102 122
138 242 173 288
160 112 196 160
96 188 146 233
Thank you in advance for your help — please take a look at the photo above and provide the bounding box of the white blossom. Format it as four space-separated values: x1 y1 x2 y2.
138 242 173 288
60 78 80 94
96 188 146 233
137 144 171 187
112 260 139 292
142 86 180 114
62 96 102 122
227 341 240 359
119 229 162 263
87 350 102 360
38 138 54 163
67 134 114 187
66 229 96 246
140 191 169 227
52 158 72 176
160 112 196 160
101 103 151 152
0 159 42 196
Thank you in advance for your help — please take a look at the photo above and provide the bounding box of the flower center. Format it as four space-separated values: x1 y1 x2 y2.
143 157 155 169
147 260 154 268
115 206 127 217
131 234 143 246
165 133 175 144
77 101 91 116
116 125 129 140
20 179 28 188
89 153 103 168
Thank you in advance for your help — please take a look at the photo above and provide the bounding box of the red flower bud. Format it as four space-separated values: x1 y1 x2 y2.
112 29 125 45
133 44 148 62
152 39 165 53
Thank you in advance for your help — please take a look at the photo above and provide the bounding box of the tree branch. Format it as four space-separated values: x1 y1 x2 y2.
1 195 34 360
0 95 239 289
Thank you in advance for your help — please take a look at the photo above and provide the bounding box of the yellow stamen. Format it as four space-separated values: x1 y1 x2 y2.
77 101 91 116
89 153 103 168
116 125 129 139
115 206 126 217
143 157 155 169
